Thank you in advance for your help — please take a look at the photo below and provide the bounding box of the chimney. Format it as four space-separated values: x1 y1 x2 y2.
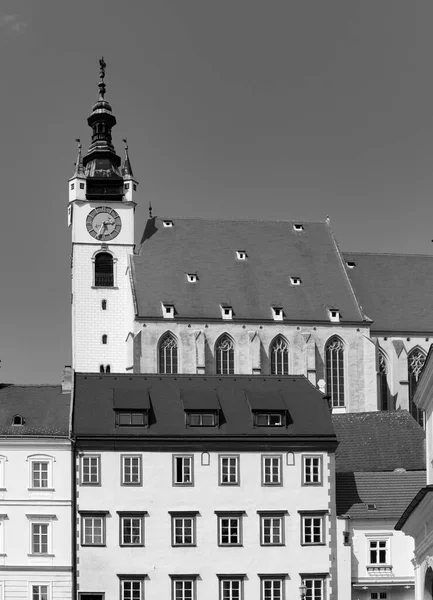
62 366 73 394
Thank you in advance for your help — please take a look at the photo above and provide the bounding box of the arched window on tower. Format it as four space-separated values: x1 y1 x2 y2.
325 336 345 408
270 336 289 375
378 351 389 411
158 333 178 374
215 334 235 375
95 253 113 287
408 348 426 427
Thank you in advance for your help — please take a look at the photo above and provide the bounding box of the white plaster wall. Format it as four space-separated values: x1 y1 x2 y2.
336 517 352 599
77 449 332 600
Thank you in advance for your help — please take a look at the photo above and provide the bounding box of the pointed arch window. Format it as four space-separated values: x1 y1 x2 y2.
378 351 389 411
325 336 345 408
159 333 178 374
270 336 289 375
95 253 113 287
216 335 234 375
408 348 426 427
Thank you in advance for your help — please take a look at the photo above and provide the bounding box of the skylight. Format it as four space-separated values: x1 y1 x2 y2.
290 277 302 285
271 307 283 321
186 273 198 283
220 306 233 320
236 251 247 260
328 308 340 323
162 220 174 228
293 223 304 232
162 303 175 319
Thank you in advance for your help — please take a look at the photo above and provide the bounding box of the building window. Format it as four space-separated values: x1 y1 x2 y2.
261 577 284 600
236 251 247 260
102 299 107 310
303 578 324 600
271 307 283 321
270 336 289 375
217 513 243 546
325 336 345 408
301 514 325 545
218 577 243 600
173 455 193 485
100 364 110 373
187 412 217 426
102 334 108 344
216 334 235 374
302 456 323 485
81 514 105 546
171 577 195 600
220 306 233 320
119 513 144 546
120 579 143 600
171 513 197 546
371 593 387 600
106 364 111 373
369 539 389 565
378 351 389 411
121 455 142 485
255 412 284 426
408 348 426 427
94 252 114 287
259 513 285 546
262 456 282 485
12 414 24 425
32 585 49 600
116 411 148 427
159 332 178 374
219 455 239 485
81 455 100 485
32 523 49 554
32 462 49 488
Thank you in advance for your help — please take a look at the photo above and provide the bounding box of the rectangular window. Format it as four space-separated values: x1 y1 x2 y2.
303 578 324 600
172 515 195 546
219 578 242 600
262 456 282 485
120 514 143 546
32 523 49 554
32 462 49 488
121 580 142 600
303 456 322 485
81 514 105 546
172 578 195 600
371 593 387 600
116 411 148 426
122 455 142 485
218 515 242 546
188 413 216 426
81 455 100 485
256 413 283 426
301 515 324 545
220 455 239 485
261 578 283 600
260 515 284 545
173 455 193 485
32 585 49 600
369 540 388 565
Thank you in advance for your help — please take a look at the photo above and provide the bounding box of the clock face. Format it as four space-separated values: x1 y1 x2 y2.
86 206 122 241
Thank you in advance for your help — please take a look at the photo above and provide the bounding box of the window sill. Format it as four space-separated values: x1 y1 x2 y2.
80 544 106 548
92 286 119 290
172 543 196 548
80 482 101 486
28 553 55 557
301 542 326 546
262 483 282 487
261 543 285 547
219 482 240 487
28 488 55 492
120 544 145 548
173 483 194 487
121 483 143 487
219 544 243 547
302 483 323 487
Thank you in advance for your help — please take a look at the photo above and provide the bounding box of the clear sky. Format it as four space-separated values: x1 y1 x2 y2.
0 1 431 384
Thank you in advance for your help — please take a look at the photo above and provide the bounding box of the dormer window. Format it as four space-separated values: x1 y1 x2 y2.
181 389 221 428
113 389 151 427
187 412 218 427
255 412 284 426
236 251 247 260
115 411 148 427
12 415 24 426
293 223 304 232
163 220 174 228
290 277 302 285
367 503 377 511
162 303 175 319
186 273 198 283
328 308 340 323
221 306 233 320
271 307 283 321
346 261 356 269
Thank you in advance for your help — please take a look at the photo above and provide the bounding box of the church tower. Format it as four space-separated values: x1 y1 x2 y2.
69 58 138 373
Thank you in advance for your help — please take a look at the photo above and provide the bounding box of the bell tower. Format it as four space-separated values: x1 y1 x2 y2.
69 58 138 373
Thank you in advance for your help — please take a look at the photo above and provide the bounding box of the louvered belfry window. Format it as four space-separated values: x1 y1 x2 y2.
94 253 113 287
325 336 345 408
378 351 388 411
408 348 426 427
159 333 178 374
216 334 234 374
270 336 289 375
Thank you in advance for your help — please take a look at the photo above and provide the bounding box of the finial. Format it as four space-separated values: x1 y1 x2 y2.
121 137 134 177
149 201 153 219
98 56 107 100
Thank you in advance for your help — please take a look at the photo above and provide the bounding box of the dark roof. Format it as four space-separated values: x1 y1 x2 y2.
0 384 70 436
395 485 433 530
113 388 150 409
343 252 433 333
333 411 425 473
131 217 365 322
181 389 220 411
246 390 287 411
73 374 336 443
336 471 426 519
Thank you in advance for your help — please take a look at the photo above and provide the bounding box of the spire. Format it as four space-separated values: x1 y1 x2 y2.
122 138 134 178
72 138 85 177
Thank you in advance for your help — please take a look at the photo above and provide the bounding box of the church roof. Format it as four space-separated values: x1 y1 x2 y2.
336 471 426 519
343 252 433 333
0 385 70 436
333 411 425 473
132 217 365 322
72 374 336 444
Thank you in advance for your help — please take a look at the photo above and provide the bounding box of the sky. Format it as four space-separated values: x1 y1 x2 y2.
0 0 431 384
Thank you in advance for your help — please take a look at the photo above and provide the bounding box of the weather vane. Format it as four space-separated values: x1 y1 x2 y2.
98 57 107 100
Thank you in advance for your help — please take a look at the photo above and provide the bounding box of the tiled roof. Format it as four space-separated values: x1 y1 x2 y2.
0 385 70 436
73 374 336 442
343 252 433 333
333 411 425 473
336 471 426 519
131 217 365 322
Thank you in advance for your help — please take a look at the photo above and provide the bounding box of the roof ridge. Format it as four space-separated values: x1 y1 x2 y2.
344 251 433 259
152 216 327 225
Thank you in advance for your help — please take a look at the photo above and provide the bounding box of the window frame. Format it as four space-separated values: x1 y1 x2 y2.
170 575 197 600
255 412 285 427
259 575 286 600
216 512 245 547
219 455 240 486
258 512 286 546
80 454 101 486
27 517 55 556
262 455 283 486
170 512 198 547
325 336 346 408
158 332 179 374
173 455 194 486
368 537 390 566
301 577 326 600
93 251 116 288
217 576 244 600
302 455 323 486
80 512 107 547
121 455 142 486
30 583 51 600
118 576 145 600
27 455 54 491
118 511 146 547
300 512 327 546
270 336 289 375
215 334 235 375
186 412 218 427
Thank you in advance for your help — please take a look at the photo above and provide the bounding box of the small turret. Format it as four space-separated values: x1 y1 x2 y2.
121 138 139 203
68 139 87 205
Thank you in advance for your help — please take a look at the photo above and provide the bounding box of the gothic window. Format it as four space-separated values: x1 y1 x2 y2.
378 351 389 411
216 334 235 375
408 348 426 427
325 336 345 408
158 333 178 374
94 253 113 287
270 336 289 375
